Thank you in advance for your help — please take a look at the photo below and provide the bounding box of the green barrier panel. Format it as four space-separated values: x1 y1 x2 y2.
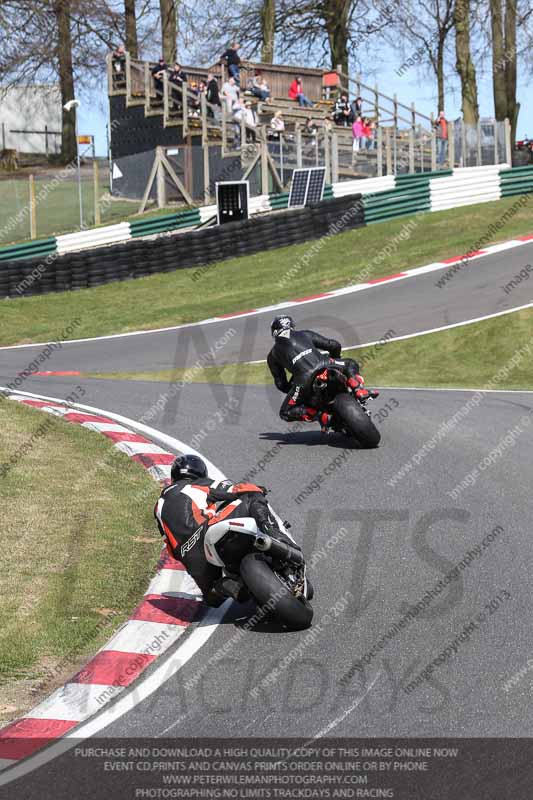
364 191 429 211
364 198 430 220
366 207 429 224
499 165 533 177
500 184 533 197
0 238 57 262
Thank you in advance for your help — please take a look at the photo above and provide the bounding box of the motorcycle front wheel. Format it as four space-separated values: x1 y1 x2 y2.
240 553 313 630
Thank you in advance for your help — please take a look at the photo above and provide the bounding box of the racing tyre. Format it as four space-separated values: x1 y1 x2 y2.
239 553 313 630
333 393 380 448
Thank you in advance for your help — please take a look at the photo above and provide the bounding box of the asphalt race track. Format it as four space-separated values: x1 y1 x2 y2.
1 239 533 375
0 242 532 796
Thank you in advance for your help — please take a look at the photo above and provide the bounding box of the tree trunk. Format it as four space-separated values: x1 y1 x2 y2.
159 0 177 64
490 0 507 119
504 0 518 144
124 0 138 58
260 0 275 63
454 0 479 124
54 0 77 164
324 0 351 76
436 40 445 112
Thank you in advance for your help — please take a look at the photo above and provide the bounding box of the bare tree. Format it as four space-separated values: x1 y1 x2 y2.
489 0 519 142
124 0 139 57
54 0 77 162
389 0 455 113
159 0 177 62
454 0 479 123
260 0 276 62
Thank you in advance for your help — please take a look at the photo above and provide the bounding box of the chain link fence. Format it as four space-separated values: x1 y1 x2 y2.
0 163 139 246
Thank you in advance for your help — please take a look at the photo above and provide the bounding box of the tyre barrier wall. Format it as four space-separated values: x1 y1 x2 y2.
0 194 365 298
2 163 533 274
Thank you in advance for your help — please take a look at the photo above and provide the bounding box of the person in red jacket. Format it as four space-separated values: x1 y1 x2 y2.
288 76 314 108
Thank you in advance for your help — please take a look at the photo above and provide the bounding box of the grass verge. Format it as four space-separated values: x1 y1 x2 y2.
2 195 532 346
0 399 161 723
86 307 533 391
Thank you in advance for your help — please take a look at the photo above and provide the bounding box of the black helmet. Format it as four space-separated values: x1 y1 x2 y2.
171 454 208 482
271 315 295 337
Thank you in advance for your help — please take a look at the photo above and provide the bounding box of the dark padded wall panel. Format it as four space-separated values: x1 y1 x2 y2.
0 195 365 298
109 96 185 159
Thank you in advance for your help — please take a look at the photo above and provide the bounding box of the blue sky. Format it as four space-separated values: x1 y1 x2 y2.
79 53 533 157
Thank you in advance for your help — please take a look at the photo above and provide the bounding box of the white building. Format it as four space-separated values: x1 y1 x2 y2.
0 85 62 154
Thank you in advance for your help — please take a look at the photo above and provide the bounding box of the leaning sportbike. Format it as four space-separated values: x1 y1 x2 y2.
204 516 313 630
311 363 381 448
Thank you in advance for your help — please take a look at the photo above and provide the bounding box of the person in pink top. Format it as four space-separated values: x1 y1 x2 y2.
352 115 364 152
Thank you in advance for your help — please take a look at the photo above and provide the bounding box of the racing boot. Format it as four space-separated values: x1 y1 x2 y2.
319 412 332 433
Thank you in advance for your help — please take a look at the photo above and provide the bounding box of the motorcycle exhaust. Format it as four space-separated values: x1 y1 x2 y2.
255 534 304 565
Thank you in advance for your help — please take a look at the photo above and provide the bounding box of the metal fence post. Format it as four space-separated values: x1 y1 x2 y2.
261 128 269 195
377 125 383 176
385 127 392 175
448 120 455 168
476 120 482 166
296 124 302 168
408 127 414 174
331 131 339 183
461 119 467 167
201 94 210 204
29 175 37 239
504 118 512 165
430 112 436 170
324 128 331 183
93 159 101 225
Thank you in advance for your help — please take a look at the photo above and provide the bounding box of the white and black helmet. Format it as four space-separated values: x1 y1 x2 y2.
271 315 295 337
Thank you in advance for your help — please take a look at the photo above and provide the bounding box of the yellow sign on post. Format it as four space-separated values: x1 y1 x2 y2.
78 135 92 145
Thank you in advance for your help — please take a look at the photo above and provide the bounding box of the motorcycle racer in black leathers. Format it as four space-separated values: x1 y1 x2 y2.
267 315 371 431
154 454 298 607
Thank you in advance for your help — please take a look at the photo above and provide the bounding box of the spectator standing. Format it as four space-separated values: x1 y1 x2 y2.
333 92 351 126
206 73 221 120
288 76 314 108
367 119 377 149
352 115 364 153
270 110 285 139
222 42 242 86
435 110 448 166
169 62 187 88
221 76 239 115
151 57 167 95
232 98 246 143
244 101 258 142
111 45 127 89
361 117 372 149
350 96 363 120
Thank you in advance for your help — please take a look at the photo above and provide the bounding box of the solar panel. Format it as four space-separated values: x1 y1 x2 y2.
288 169 310 208
288 167 326 208
306 167 326 204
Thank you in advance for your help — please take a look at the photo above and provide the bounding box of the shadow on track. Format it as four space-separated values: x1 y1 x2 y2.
259 430 361 449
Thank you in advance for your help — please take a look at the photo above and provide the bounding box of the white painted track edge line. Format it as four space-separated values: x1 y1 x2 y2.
244 302 533 365
1 235 532 352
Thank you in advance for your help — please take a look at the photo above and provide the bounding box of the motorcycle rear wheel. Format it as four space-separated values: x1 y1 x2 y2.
333 393 381 448
240 553 313 630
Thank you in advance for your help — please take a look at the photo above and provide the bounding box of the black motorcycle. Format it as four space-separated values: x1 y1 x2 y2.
310 364 381 448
